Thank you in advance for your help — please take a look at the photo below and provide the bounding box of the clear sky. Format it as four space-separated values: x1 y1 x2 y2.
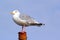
0 0 60 40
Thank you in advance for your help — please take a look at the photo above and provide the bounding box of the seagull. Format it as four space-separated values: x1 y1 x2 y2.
10 10 45 32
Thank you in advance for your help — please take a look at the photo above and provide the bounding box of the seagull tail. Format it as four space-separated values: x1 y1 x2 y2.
30 23 45 26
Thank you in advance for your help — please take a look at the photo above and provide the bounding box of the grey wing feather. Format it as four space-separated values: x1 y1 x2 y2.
19 14 31 20
19 14 35 23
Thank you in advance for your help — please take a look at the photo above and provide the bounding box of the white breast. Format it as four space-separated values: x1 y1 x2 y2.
13 15 29 26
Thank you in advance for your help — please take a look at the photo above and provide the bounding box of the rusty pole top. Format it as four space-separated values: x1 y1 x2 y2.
18 32 27 40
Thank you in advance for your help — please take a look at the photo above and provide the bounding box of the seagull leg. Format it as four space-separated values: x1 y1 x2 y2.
22 26 23 32
21 26 25 32
23 25 26 32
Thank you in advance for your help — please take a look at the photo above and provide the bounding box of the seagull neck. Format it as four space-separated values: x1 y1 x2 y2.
14 14 20 17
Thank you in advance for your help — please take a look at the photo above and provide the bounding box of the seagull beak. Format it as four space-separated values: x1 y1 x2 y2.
10 12 15 15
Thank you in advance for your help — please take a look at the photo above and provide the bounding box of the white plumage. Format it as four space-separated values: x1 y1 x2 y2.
10 10 45 32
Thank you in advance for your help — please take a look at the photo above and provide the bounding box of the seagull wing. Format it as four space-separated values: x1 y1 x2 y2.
19 14 37 23
19 14 44 26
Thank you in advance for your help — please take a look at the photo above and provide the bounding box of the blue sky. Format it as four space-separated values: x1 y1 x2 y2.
0 0 60 40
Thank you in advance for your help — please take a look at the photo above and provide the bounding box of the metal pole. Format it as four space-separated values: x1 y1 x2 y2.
18 32 27 40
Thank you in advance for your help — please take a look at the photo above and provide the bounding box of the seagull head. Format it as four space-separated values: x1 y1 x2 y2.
10 10 20 15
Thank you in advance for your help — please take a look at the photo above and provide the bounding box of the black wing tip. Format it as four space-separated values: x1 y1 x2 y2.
41 23 45 25
38 23 45 26
30 23 45 26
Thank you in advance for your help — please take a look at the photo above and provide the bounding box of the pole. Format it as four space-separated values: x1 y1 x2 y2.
18 32 27 40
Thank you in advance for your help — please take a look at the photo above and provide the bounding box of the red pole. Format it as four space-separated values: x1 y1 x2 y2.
18 32 27 40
